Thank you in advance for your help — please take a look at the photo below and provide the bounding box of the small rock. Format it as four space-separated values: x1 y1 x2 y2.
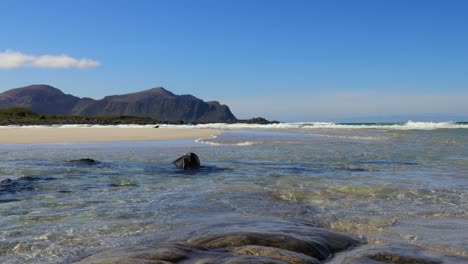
0 178 12 184
69 158 97 164
172 153 201 170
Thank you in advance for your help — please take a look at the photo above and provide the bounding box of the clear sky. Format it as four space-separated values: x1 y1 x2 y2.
1 0 467 121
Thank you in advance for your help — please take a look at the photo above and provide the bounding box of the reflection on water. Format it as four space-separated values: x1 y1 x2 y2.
0 128 467 263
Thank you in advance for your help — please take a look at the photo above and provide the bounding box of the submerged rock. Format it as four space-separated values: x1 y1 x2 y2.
77 243 291 264
0 175 52 194
76 217 361 263
189 232 330 260
69 158 98 165
172 153 201 170
18 175 43 181
227 245 321 264
335 244 468 264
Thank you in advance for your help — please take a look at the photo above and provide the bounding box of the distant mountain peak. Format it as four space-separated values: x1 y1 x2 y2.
151 87 170 93
5 84 64 94
21 84 56 89
137 87 175 96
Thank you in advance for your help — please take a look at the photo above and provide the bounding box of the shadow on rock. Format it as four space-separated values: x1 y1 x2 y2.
76 216 362 264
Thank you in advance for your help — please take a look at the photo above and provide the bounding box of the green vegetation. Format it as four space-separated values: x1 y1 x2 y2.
0 108 277 125
0 108 162 125
0 107 38 118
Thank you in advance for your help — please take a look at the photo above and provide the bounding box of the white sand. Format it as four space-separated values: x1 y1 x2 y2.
0 127 219 144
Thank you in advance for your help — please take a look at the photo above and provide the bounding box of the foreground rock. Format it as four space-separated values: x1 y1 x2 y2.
172 153 201 170
76 217 361 263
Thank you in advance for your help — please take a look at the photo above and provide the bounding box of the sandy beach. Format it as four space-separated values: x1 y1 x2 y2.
0 126 219 144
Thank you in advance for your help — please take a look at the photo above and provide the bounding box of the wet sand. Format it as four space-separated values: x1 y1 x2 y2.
0 127 219 144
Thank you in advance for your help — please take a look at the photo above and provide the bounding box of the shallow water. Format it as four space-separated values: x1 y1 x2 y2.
0 126 467 263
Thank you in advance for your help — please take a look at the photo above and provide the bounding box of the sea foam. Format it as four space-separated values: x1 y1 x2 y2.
1 121 467 130
163 121 468 130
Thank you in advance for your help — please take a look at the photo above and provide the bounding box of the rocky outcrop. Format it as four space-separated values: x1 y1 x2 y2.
231 117 281 125
0 85 237 123
76 217 361 263
75 216 468 264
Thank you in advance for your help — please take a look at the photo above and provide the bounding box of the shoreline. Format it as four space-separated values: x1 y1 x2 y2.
0 127 220 144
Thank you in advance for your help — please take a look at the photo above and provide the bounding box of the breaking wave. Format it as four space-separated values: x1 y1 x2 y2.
169 121 468 130
195 135 259 146
1 121 467 130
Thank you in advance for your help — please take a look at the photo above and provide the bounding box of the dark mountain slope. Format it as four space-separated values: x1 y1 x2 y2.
0 85 80 115
0 85 236 122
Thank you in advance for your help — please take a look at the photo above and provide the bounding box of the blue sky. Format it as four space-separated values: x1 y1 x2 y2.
0 0 467 121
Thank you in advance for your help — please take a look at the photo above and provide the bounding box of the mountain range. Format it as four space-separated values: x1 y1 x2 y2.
0 85 237 123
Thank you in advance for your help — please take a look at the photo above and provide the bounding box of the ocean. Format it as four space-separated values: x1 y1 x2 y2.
0 122 467 263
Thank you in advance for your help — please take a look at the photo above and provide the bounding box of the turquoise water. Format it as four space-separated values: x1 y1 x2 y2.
0 126 467 263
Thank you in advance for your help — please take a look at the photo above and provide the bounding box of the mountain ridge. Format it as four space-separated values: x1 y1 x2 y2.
0 84 236 123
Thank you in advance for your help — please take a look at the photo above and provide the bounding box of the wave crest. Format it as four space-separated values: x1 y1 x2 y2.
171 121 468 130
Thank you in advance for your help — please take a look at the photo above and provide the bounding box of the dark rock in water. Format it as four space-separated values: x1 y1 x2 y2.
154 125 159 128
189 232 330 260
227 245 321 264
17 176 39 181
172 153 201 170
229 117 279 125
77 243 289 264
184 217 359 261
0 176 54 195
76 217 361 264
69 158 97 164
18 175 54 181
0 178 12 184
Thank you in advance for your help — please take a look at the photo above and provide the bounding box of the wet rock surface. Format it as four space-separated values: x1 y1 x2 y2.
172 153 201 170
227 245 321 264
76 243 293 264
75 217 468 264
75 217 361 263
